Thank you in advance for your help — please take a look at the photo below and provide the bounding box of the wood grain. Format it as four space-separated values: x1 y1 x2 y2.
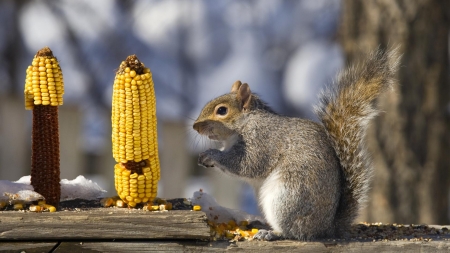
54 240 450 253
0 242 58 253
0 209 209 240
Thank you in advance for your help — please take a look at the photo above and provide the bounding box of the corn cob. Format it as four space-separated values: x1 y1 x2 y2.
112 55 160 207
24 47 64 209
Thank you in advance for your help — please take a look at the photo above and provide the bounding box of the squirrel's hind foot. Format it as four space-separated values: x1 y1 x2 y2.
253 229 283 241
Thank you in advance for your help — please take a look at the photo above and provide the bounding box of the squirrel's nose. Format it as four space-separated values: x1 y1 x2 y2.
193 122 200 132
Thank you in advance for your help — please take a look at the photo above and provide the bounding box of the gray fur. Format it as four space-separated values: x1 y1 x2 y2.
194 49 400 240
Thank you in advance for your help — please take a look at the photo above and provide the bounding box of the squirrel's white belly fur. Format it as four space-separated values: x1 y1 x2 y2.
259 170 283 233
219 134 239 152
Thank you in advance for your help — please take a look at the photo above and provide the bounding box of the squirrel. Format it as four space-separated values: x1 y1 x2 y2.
193 49 399 241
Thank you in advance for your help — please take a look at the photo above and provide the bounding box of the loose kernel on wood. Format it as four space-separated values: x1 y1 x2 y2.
0 201 7 210
14 203 24 210
193 205 201 211
29 205 42 212
46 205 57 212
165 202 173 210
101 197 116 207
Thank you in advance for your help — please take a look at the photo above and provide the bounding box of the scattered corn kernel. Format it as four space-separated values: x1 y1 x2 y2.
228 220 237 228
29 205 42 212
165 202 173 210
225 231 235 239
239 220 249 227
115 199 125 208
207 219 259 241
14 203 24 210
43 204 56 212
193 205 201 211
101 197 116 207
155 198 167 205
0 201 7 210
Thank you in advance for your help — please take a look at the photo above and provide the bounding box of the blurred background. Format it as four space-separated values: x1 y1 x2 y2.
0 0 449 224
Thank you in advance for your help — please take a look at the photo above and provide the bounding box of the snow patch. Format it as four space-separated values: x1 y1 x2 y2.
0 175 106 202
60 175 107 201
190 190 265 224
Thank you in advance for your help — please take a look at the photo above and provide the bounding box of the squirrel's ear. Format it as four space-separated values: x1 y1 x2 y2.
237 83 252 111
231 80 242 93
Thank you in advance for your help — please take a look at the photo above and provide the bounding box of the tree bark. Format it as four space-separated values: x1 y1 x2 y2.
339 0 450 224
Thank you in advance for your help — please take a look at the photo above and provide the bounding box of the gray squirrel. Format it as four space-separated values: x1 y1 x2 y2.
193 49 399 240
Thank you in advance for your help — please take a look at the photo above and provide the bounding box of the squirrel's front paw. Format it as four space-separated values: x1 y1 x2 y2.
198 150 216 168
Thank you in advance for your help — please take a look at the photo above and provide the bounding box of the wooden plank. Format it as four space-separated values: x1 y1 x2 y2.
231 240 450 253
53 239 450 253
56 241 219 253
0 209 209 240
0 242 58 253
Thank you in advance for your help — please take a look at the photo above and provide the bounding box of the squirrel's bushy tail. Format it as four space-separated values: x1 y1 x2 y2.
315 48 400 234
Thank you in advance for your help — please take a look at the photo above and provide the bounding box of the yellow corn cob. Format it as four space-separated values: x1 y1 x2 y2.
112 55 160 207
24 47 64 109
24 47 63 209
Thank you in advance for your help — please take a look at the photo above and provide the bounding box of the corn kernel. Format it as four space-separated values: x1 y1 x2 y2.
29 205 42 212
14 203 24 210
0 201 7 210
46 205 57 212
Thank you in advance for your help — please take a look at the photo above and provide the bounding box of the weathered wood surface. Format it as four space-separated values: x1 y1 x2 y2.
1 240 450 253
54 240 450 253
0 242 58 253
0 209 209 240
0 209 450 252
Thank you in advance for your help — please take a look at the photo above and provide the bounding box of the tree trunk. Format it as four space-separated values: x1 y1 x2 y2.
339 0 450 224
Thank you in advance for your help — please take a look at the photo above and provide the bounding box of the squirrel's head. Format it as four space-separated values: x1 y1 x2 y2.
193 80 253 141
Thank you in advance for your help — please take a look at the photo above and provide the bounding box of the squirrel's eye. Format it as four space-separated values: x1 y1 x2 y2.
216 106 228 116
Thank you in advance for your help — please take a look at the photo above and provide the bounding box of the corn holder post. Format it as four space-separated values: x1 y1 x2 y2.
24 46 64 208
112 55 160 207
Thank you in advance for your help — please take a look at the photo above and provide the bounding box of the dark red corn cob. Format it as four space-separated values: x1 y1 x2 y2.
25 47 64 209
31 105 60 208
